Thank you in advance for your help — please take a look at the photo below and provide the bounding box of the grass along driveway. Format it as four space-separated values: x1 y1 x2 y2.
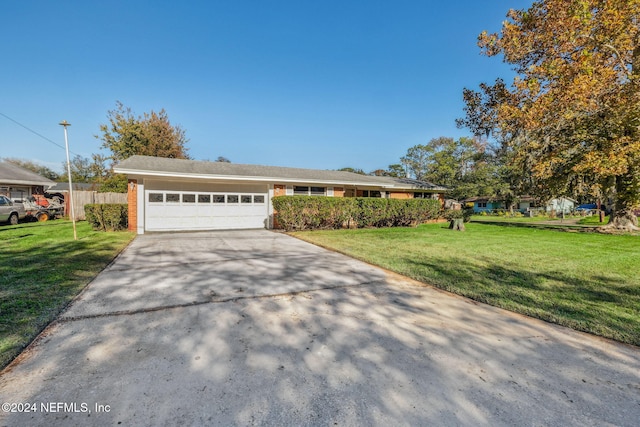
292 222 640 346
0 220 134 368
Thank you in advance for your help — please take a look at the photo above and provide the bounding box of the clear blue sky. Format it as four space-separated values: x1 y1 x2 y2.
1 0 533 174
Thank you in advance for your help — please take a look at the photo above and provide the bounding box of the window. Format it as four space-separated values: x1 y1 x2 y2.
198 194 211 203
212 195 225 203
241 195 252 203
363 190 381 198
227 195 239 203
148 193 163 203
294 186 326 196
253 195 265 204
310 187 325 196
478 202 487 208
293 186 309 195
166 193 180 203
182 194 196 203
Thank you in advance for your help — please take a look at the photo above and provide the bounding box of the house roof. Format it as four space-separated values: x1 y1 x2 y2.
0 161 56 187
115 155 448 191
48 182 98 192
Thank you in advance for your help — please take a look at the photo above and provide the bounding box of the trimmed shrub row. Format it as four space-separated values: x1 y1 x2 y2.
84 204 128 231
272 196 441 231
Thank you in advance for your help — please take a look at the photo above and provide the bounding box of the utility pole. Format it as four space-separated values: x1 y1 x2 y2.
59 120 77 240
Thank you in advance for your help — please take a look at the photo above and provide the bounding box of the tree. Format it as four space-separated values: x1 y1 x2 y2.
398 138 502 200
63 155 108 184
97 101 190 161
400 144 431 181
96 102 191 192
385 164 406 178
337 167 366 175
462 0 640 230
4 158 60 181
215 156 231 163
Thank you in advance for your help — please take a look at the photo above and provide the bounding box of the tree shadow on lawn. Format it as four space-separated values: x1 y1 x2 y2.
402 256 638 345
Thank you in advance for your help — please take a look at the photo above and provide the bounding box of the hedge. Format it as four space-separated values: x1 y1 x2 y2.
84 204 128 231
272 196 441 231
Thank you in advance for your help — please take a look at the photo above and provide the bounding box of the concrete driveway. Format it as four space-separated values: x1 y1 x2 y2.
1 230 638 426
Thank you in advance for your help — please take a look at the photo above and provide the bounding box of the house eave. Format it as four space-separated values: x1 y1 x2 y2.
114 167 402 188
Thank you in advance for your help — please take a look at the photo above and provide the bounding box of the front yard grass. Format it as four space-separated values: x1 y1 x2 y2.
0 220 135 368
292 222 640 346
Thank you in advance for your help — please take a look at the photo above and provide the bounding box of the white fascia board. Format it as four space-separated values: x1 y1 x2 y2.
113 168 394 188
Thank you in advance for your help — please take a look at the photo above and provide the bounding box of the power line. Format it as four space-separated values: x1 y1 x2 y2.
0 111 81 156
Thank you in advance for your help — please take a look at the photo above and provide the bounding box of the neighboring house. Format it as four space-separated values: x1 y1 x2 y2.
0 161 55 201
114 155 448 234
464 195 576 214
464 196 509 213
545 197 577 214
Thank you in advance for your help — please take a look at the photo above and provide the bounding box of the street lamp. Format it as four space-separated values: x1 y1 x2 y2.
59 120 77 240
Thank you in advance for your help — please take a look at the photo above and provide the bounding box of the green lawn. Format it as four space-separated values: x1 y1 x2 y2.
0 220 135 368
292 222 640 346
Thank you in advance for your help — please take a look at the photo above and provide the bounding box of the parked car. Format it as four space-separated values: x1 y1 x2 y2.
0 195 27 225
575 203 598 211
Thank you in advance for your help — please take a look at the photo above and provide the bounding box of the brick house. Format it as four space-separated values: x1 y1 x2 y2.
114 155 447 234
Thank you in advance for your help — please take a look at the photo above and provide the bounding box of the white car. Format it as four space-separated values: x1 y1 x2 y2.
0 195 26 225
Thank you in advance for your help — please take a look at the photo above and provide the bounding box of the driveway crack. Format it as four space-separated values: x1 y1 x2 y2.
56 280 386 323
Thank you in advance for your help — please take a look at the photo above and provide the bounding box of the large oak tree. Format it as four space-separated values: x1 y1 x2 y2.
461 0 640 230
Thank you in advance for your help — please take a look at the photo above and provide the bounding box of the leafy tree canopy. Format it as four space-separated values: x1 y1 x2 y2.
460 0 640 230
337 167 366 175
95 102 191 192
97 101 190 162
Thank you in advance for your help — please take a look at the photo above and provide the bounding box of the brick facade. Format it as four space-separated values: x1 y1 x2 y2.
389 192 413 199
127 179 137 232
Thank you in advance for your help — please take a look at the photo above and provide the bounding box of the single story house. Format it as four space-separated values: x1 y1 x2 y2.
114 155 448 234
0 161 55 201
464 195 576 214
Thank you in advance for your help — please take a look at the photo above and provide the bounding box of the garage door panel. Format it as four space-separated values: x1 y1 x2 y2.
145 189 268 232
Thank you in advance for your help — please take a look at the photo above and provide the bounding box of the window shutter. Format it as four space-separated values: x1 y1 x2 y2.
286 186 293 196
327 187 334 197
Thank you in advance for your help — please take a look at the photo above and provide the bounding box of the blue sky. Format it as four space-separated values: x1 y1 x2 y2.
1 1 533 174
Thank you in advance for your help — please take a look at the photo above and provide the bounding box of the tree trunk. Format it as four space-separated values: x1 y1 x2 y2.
600 174 640 232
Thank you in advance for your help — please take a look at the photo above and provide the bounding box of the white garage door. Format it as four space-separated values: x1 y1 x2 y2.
145 190 268 231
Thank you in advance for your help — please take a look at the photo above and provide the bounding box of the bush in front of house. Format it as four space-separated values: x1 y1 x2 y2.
272 196 440 231
85 204 128 231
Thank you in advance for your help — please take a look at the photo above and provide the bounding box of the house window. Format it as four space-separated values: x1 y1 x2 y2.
198 194 211 203
293 186 326 196
227 195 239 203
478 202 487 208
166 193 180 203
254 195 265 203
212 195 225 203
294 186 309 195
148 193 163 203
241 195 252 203
182 194 196 203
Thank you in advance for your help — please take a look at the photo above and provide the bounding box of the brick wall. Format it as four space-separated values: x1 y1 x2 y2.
389 192 413 199
127 179 137 232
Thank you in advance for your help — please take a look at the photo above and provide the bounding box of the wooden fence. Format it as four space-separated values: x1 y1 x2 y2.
65 191 127 220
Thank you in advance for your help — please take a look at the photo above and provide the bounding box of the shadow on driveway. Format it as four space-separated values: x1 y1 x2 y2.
1 230 639 426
